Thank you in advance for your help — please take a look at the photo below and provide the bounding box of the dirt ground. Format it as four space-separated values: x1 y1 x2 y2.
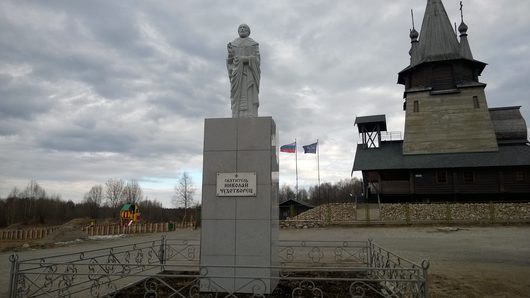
2 225 529 297
0 217 94 252
280 225 530 298
427 262 529 297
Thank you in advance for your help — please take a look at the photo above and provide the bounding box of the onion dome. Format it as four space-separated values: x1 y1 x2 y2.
410 28 419 40
458 21 468 34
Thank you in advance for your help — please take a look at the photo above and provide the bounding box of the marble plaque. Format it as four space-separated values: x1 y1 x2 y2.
216 172 257 197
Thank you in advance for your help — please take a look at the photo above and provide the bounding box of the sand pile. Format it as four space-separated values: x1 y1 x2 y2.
37 218 91 245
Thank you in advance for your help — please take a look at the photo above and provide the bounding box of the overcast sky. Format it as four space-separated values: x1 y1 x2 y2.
1 0 529 207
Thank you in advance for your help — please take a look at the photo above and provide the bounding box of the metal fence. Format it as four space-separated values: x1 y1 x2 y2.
9 237 429 297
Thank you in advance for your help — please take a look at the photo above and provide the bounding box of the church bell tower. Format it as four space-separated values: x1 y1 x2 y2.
398 0 498 155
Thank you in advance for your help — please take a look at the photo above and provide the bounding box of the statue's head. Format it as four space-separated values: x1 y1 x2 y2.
238 24 251 38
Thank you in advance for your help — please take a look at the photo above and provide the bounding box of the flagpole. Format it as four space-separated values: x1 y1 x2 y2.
317 139 320 187
295 139 298 200
317 139 321 206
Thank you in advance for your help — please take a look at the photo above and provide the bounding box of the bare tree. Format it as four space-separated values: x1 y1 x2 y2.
21 179 46 199
84 185 103 206
139 199 164 222
173 172 195 209
279 184 296 203
297 188 309 201
8 186 21 198
122 180 143 204
307 178 363 205
105 178 125 208
83 184 103 218
21 180 46 220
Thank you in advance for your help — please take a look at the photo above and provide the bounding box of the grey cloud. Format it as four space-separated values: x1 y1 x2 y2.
0 75 56 120
37 126 139 153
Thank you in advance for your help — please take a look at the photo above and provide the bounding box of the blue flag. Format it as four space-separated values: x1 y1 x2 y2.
303 142 317 154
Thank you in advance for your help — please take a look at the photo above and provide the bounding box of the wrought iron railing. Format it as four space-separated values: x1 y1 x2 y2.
9 237 429 297
279 240 369 266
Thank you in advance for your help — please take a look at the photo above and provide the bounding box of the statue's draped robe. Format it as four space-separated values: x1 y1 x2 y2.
227 37 260 118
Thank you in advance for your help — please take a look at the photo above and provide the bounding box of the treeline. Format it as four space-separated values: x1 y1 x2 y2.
0 180 198 228
279 178 363 205
1 178 361 227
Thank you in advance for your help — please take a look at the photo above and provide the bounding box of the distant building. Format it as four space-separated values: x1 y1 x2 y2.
352 0 530 202
279 199 314 220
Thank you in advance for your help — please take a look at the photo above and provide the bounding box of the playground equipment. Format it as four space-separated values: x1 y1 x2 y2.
120 203 141 225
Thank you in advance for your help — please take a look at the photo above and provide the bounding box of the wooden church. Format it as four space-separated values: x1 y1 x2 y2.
352 0 530 202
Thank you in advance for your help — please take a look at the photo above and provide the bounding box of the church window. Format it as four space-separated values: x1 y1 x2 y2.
515 171 526 182
463 171 475 184
413 100 419 112
473 96 480 108
436 170 447 183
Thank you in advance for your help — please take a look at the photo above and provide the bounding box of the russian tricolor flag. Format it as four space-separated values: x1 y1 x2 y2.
280 142 296 153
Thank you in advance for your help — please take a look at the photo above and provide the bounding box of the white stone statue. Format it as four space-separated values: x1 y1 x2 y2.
227 24 260 118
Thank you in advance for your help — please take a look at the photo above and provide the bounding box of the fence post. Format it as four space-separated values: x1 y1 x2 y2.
367 239 373 267
9 254 19 298
421 259 430 298
159 235 166 271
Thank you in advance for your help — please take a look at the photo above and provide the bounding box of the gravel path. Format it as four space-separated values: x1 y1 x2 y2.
1 226 529 297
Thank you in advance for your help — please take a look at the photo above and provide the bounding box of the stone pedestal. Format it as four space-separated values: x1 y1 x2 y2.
200 117 279 294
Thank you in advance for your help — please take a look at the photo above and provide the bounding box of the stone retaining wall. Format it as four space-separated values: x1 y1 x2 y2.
290 203 356 222
281 202 530 227
380 203 530 223
280 203 357 228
